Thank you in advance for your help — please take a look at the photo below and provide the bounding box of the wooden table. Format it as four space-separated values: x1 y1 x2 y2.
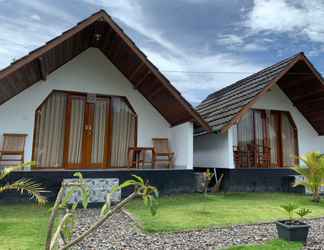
128 147 155 168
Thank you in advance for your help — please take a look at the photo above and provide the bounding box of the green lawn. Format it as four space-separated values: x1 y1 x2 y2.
1 193 323 250
127 192 324 232
0 203 49 250
224 240 302 250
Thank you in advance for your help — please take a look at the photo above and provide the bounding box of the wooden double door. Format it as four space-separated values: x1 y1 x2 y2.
63 94 112 168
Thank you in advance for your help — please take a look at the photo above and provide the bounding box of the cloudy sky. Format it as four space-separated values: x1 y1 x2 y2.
1 0 324 105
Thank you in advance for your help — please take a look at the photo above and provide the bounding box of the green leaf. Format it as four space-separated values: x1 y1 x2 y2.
0 177 47 205
131 175 144 185
296 208 312 218
100 193 112 216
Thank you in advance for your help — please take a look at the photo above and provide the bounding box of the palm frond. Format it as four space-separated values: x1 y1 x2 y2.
0 161 36 180
0 178 47 205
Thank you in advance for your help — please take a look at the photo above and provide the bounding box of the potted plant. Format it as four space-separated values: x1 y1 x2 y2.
276 203 312 243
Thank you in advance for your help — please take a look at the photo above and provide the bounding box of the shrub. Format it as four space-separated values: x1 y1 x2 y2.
292 152 324 202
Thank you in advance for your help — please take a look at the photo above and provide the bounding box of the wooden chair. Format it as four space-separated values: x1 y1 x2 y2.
152 138 174 168
0 133 27 166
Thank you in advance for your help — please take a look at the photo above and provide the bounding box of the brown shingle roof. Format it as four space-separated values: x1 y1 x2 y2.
195 52 323 135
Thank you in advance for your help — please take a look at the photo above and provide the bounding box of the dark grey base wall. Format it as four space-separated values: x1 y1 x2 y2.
194 168 304 193
0 169 199 202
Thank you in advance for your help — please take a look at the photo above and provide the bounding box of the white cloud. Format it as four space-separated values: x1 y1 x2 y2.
30 14 41 21
217 34 244 46
0 0 264 104
0 1 78 69
144 48 262 103
246 0 324 43
16 0 76 23
83 0 184 57
242 42 266 52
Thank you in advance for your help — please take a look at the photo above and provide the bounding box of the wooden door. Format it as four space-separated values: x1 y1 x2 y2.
63 94 111 168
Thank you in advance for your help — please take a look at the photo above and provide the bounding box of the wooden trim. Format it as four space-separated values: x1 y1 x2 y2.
63 94 72 168
0 10 209 131
38 57 47 81
148 86 164 99
221 55 302 133
299 54 324 86
0 11 102 79
33 90 138 169
100 12 211 132
134 71 150 89
277 111 283 167
105 97 113 168
32 91 66 165
234 109 299 168
82 103 94 166
129 62 145 81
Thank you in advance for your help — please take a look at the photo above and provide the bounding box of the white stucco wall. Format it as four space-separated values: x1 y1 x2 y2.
0 48 193 169
194 131 234 168
194 83 324 169
252 84 324 156
170 122 193 169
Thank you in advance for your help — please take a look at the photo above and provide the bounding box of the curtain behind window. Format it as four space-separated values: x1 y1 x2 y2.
34 92 67 167
111 98 136 167
237 111 253 151
67 97 85 164
269 112 280 166
91 99 108 164
282 113 297 166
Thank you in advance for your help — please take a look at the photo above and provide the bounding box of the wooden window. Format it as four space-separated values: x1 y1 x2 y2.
33 91 137 168
235 109 298 168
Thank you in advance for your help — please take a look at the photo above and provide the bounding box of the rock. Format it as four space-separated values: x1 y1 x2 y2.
69 209 324 250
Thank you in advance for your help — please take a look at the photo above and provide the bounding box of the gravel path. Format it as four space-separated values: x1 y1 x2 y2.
71 209 324 250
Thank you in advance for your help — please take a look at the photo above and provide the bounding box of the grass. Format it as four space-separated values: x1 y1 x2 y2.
126 192 324 232
0 202 49 250
1 193 323 249
224 240 302 250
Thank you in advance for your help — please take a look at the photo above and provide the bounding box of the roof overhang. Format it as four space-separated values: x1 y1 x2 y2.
0 10 211 132
221 54 324 135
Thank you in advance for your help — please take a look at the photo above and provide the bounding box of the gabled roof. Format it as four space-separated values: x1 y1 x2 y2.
0 10 210 131
195 52 324 136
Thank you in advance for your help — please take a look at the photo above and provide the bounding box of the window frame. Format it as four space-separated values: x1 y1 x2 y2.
235 108 298 168
32 90 138 169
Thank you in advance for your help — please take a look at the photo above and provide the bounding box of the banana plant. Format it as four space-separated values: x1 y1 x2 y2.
0 162 47 205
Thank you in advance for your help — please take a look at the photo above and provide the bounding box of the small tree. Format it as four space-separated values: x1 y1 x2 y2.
0 162 47 204
292 152 324 202
46 173 158 250
203 169 214 196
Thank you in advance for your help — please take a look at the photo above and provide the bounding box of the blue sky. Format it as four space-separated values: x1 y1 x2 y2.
1 0 324 106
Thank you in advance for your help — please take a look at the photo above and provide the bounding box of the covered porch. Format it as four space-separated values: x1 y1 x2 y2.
0 11 210 171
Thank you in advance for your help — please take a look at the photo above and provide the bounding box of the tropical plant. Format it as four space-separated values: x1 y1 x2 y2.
296 208 312 219
203 169 215 196
280 203 299 221
280 203 312 222
292 151 324 202
0 162 47 204
46 173 158 250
